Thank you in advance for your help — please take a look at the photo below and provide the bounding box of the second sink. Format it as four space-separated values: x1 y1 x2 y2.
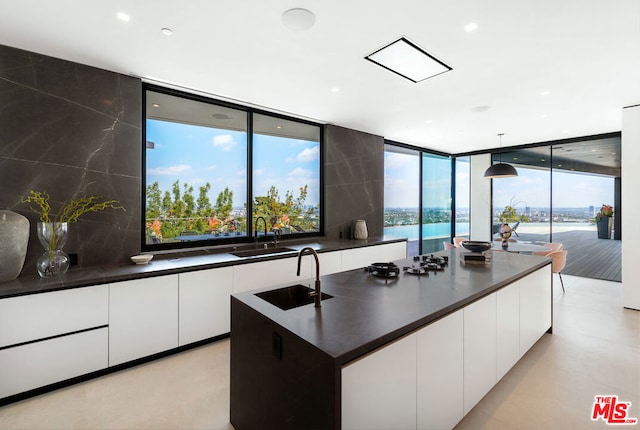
230 246 296 258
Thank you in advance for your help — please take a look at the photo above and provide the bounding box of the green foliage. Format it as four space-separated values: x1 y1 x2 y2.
253 184 317 231
145 180 318 242
23 190 124 223
145 180 246 242
499 197 530 224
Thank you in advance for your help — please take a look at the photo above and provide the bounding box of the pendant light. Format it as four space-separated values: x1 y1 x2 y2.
484 133 518 178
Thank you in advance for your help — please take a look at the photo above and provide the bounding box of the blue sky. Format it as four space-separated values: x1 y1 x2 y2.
146 120 320 208
384 150 614 209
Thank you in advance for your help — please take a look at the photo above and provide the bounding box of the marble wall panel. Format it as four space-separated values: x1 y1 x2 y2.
0 44 141 277
324 125 384 239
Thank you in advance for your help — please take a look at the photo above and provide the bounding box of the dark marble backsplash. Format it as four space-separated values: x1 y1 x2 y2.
324 125 384 240
0 44 387 279
0 44 142 275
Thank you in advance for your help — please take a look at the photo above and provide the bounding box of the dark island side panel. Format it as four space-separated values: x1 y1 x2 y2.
230 297 339 430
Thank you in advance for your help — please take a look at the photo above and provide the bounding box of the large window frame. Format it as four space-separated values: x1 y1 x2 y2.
142 84 323 251
384 140 464 255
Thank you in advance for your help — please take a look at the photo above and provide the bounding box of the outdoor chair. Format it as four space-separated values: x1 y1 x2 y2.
511 221 520 237
443 241 456 250
453 237 466 247
543 242 563 252
550 250 567 293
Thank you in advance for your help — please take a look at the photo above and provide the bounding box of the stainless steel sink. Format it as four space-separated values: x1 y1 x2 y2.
255 284 333 310
230 246 296 258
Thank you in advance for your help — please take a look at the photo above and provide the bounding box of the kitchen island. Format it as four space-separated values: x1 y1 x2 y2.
230 249 552 430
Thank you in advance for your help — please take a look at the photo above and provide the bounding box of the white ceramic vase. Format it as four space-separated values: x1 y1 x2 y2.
353 219 368 240
0 210 30 282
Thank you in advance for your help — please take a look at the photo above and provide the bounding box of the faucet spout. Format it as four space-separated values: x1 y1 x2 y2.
254 216 268 249
297 247 321 308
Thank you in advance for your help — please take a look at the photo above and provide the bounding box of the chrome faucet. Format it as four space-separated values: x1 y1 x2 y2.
297 247 321 308
272 228 282 246
254 216 267 249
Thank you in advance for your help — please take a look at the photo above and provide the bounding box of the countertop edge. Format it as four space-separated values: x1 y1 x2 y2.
0 237 407 299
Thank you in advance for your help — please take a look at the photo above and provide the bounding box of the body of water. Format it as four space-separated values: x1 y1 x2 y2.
384 223 469 240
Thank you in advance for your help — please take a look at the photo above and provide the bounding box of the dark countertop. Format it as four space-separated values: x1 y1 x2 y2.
232 249 551 365
0 236 405 299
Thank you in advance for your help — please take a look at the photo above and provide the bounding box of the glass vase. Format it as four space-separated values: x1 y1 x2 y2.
36 222 70 277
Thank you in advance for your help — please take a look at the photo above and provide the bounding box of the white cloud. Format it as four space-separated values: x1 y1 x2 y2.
213 134 236 151
207 165 217 171
288 167 313 179
294 146 319 163
253 168 265 176
148 164 192 176
385 153 412 169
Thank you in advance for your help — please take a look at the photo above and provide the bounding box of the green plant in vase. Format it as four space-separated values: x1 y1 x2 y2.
22 190 124 277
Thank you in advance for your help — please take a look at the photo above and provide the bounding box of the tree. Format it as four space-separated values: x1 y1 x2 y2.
499 197 530 224
214 187 234 219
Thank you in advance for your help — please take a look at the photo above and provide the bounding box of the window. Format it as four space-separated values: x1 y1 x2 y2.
383 145 420 255
143 86 322 249
383 142 453 255
454 156 470 239
252 113 321 236
422 152 452 253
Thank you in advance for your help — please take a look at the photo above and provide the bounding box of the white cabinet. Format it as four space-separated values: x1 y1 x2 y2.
109 275 179 366
520 265 552 355
232 256 313 294
463 293 497 415
0 285 108 347
341 242 407 272
318 250 342 276
497 282 520 381
342 333 417 430
178 267 233 346
417 311 464 430
0 328 108 398
0 285 109 399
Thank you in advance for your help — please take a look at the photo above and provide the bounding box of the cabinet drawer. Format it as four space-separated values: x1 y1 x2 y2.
179 268 233 345
109 276 179 366
0 327 108 399
0 285 108 348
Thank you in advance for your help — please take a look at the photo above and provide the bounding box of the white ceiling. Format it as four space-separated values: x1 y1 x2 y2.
1 0 639 154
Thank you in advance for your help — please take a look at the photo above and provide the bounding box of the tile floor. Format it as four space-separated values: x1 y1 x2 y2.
0 274 637 430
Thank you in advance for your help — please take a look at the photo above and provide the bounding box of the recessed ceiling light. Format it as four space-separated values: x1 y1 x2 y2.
117 12 130 22
330 87 340 93
540 114 548 118
464 22 478 32
425 119 433 124
562 130 570 134
558 164 563 167
365 37 452 83
276 125 283 129
282 8 316 31
152 103 160 108
540 90 550 96
471 105 490 113
212 113 232 120
161 28 174 36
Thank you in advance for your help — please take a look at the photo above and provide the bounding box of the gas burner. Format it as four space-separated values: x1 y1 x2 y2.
424 262 444 271
422 254 449 266
367 262 400 278
403 265 429 276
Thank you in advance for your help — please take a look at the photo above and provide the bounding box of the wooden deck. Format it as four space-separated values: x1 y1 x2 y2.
408 228 622 282
515 230 621 282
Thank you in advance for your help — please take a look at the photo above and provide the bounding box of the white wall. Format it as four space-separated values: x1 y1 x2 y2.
470 154 492 242
622 105 640 310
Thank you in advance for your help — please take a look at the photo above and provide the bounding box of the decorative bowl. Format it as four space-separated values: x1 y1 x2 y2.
131 254 153 265
461 241 492 253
